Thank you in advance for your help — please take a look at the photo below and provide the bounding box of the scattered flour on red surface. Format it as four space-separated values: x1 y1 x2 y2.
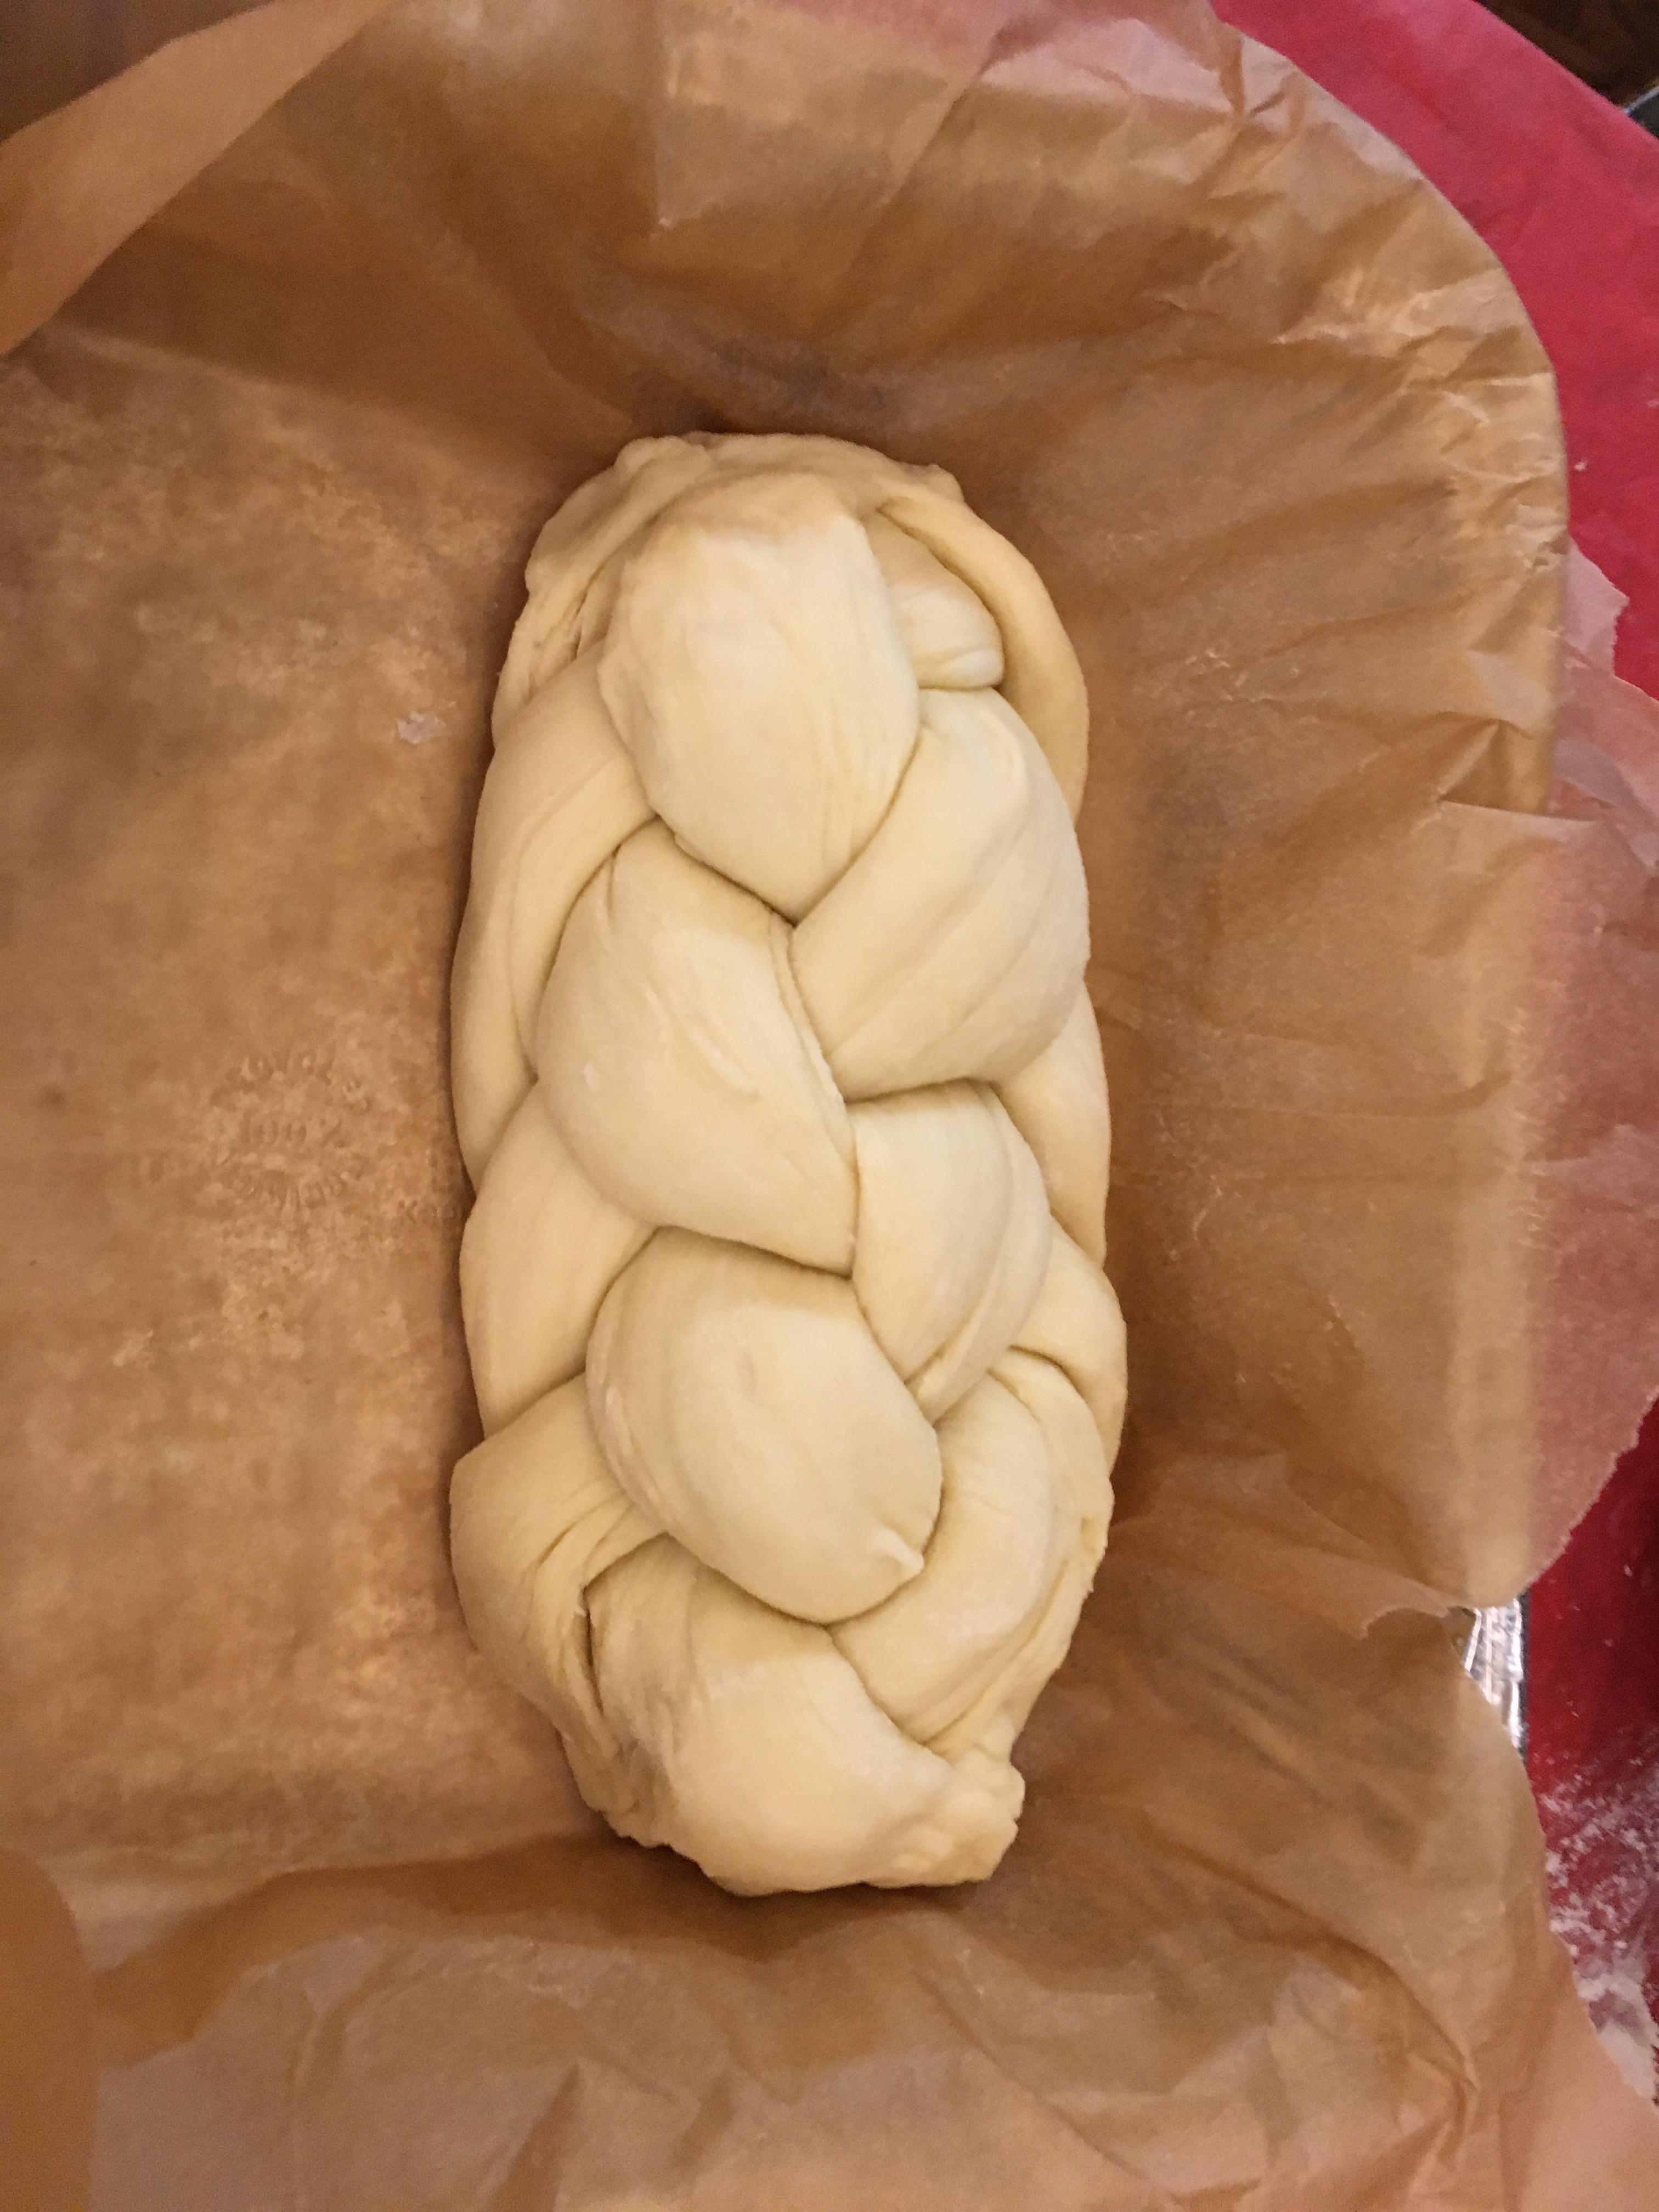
1540 1728 1659 2100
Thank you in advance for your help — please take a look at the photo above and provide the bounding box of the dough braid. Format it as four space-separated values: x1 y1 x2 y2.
449 433 1125 1894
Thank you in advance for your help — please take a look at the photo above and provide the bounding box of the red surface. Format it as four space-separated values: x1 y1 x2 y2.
1217 0 1659 2066
1531 1402 1659 2061
1533 1406 1659 1796
1217 0 1659 701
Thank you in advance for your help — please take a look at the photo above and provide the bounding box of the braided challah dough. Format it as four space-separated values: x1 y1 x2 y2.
449 433 1126 1894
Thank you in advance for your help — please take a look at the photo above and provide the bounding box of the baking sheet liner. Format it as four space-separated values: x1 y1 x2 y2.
5 2 1659 2203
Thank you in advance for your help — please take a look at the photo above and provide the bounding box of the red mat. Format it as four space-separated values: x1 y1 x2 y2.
1220 0 1659 2088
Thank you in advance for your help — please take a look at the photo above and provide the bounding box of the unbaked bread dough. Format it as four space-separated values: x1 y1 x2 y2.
449 432 1125 1894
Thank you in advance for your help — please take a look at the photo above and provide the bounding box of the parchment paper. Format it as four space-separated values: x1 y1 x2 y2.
4 1 1659 2204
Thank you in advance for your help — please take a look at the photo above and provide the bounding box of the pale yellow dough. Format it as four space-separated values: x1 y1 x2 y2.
449 433 1125 1895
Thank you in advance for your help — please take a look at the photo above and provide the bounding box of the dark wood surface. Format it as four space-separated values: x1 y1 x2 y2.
1483 0 1659 100
1 0 261 140
4 0 1659 144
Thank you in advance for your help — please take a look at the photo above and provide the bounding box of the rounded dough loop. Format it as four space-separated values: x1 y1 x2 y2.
1014 1226 1131 1469
997 986 1113 1266
461 1092 650 1435
588 1229 943 1624
863 512 1005 690
450 433 1123 1894
588 1539 1022 1896
832 1375 1067 1750
599 473 919 922
452 656 652 1181
850 1085 1052 1420
789 686 1088 1099
536 822 857 1273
